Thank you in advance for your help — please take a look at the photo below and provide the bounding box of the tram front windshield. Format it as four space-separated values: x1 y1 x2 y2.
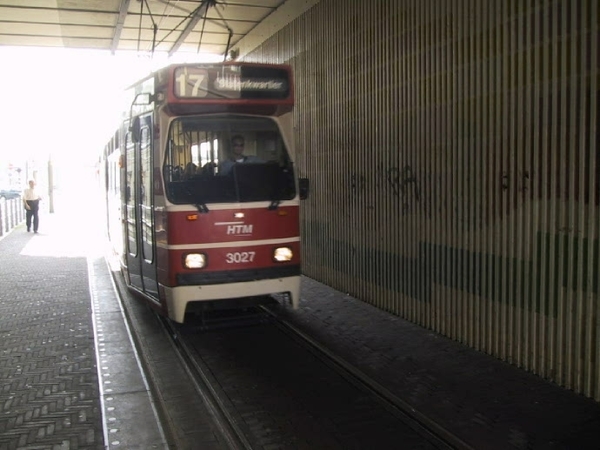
164 116 296 205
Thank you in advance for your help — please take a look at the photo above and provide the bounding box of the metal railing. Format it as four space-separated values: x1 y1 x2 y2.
0 197 25 236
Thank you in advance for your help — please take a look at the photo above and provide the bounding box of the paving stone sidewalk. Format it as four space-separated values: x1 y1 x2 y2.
0 215 104 450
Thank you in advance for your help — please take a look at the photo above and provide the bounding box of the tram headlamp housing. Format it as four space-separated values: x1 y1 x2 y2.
184 253 207 269
273 246 293 262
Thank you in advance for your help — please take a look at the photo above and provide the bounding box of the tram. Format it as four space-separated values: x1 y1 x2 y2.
100 62 308 323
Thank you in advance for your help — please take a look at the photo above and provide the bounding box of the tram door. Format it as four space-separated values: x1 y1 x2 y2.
124 115 159 298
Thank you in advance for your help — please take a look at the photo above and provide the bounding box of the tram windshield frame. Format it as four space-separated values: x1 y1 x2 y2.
163 115 296 206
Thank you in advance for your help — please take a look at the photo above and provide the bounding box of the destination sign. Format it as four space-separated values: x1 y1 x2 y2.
214 77 285 92
173 65 290 100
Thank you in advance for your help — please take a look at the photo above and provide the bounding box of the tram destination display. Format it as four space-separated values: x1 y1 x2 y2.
174 65 290 100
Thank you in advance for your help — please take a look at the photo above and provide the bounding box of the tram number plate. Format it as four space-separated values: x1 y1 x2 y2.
225 251 255 264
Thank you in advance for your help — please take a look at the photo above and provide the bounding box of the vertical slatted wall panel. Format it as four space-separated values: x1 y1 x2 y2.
242 0 600 400
588 0 598 399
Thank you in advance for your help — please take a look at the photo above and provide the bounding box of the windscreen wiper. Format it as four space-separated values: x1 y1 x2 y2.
194 202 209 213
182 184 209 213
268 199 281 210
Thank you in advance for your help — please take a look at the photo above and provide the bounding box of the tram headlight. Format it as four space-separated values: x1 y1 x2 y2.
184 253 207 269
273 247 293 262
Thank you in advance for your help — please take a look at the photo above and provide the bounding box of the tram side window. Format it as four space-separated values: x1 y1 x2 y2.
140 127 153 262
163 116 296 205
125 132 137 256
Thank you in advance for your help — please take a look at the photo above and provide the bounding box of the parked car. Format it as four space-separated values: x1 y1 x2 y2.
0 189 21 200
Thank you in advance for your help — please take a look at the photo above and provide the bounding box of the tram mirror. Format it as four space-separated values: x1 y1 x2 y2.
299 177 310 200
133 93 152 105
128 93 153 143
130 116 141 143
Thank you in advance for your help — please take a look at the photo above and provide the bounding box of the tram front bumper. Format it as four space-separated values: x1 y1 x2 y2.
163 276 301 323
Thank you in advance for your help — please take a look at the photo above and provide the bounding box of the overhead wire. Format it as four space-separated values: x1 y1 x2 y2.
155 3 204 48
196 13 209 54
195 0 216 55
135 0 159 55
137 0 233 59
136 0 143 52
143 0 158 55
212 3 233 61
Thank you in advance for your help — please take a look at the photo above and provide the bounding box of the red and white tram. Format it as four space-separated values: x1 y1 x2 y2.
101 62 308 323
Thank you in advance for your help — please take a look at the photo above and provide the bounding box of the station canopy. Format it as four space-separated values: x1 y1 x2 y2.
0 0 306 60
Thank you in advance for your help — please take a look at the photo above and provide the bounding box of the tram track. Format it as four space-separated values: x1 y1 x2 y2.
156 302 471 450
161 315 252 450
108 261 250 450
259 303 474 450
110 257 470 450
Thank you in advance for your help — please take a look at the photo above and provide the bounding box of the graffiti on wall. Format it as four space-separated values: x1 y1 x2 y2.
386 165 421 214
347 161 547 230
349 163 424 215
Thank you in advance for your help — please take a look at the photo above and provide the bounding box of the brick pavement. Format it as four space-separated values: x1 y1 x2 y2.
272 278 600 450
0 220 103 449
0 200 167 450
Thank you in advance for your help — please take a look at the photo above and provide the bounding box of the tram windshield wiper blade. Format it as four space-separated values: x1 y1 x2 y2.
268 199 281 210
182 184 209 213
195 202 209 213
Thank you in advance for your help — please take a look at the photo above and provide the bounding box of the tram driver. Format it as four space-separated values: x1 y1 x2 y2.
219 135 263 175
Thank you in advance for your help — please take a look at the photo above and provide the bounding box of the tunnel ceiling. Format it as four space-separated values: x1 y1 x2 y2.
0 0 293 59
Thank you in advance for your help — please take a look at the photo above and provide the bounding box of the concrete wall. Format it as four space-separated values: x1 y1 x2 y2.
240 0 599 401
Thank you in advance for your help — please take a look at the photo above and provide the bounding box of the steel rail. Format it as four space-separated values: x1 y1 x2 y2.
161 316 253 450
260 304 475 450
